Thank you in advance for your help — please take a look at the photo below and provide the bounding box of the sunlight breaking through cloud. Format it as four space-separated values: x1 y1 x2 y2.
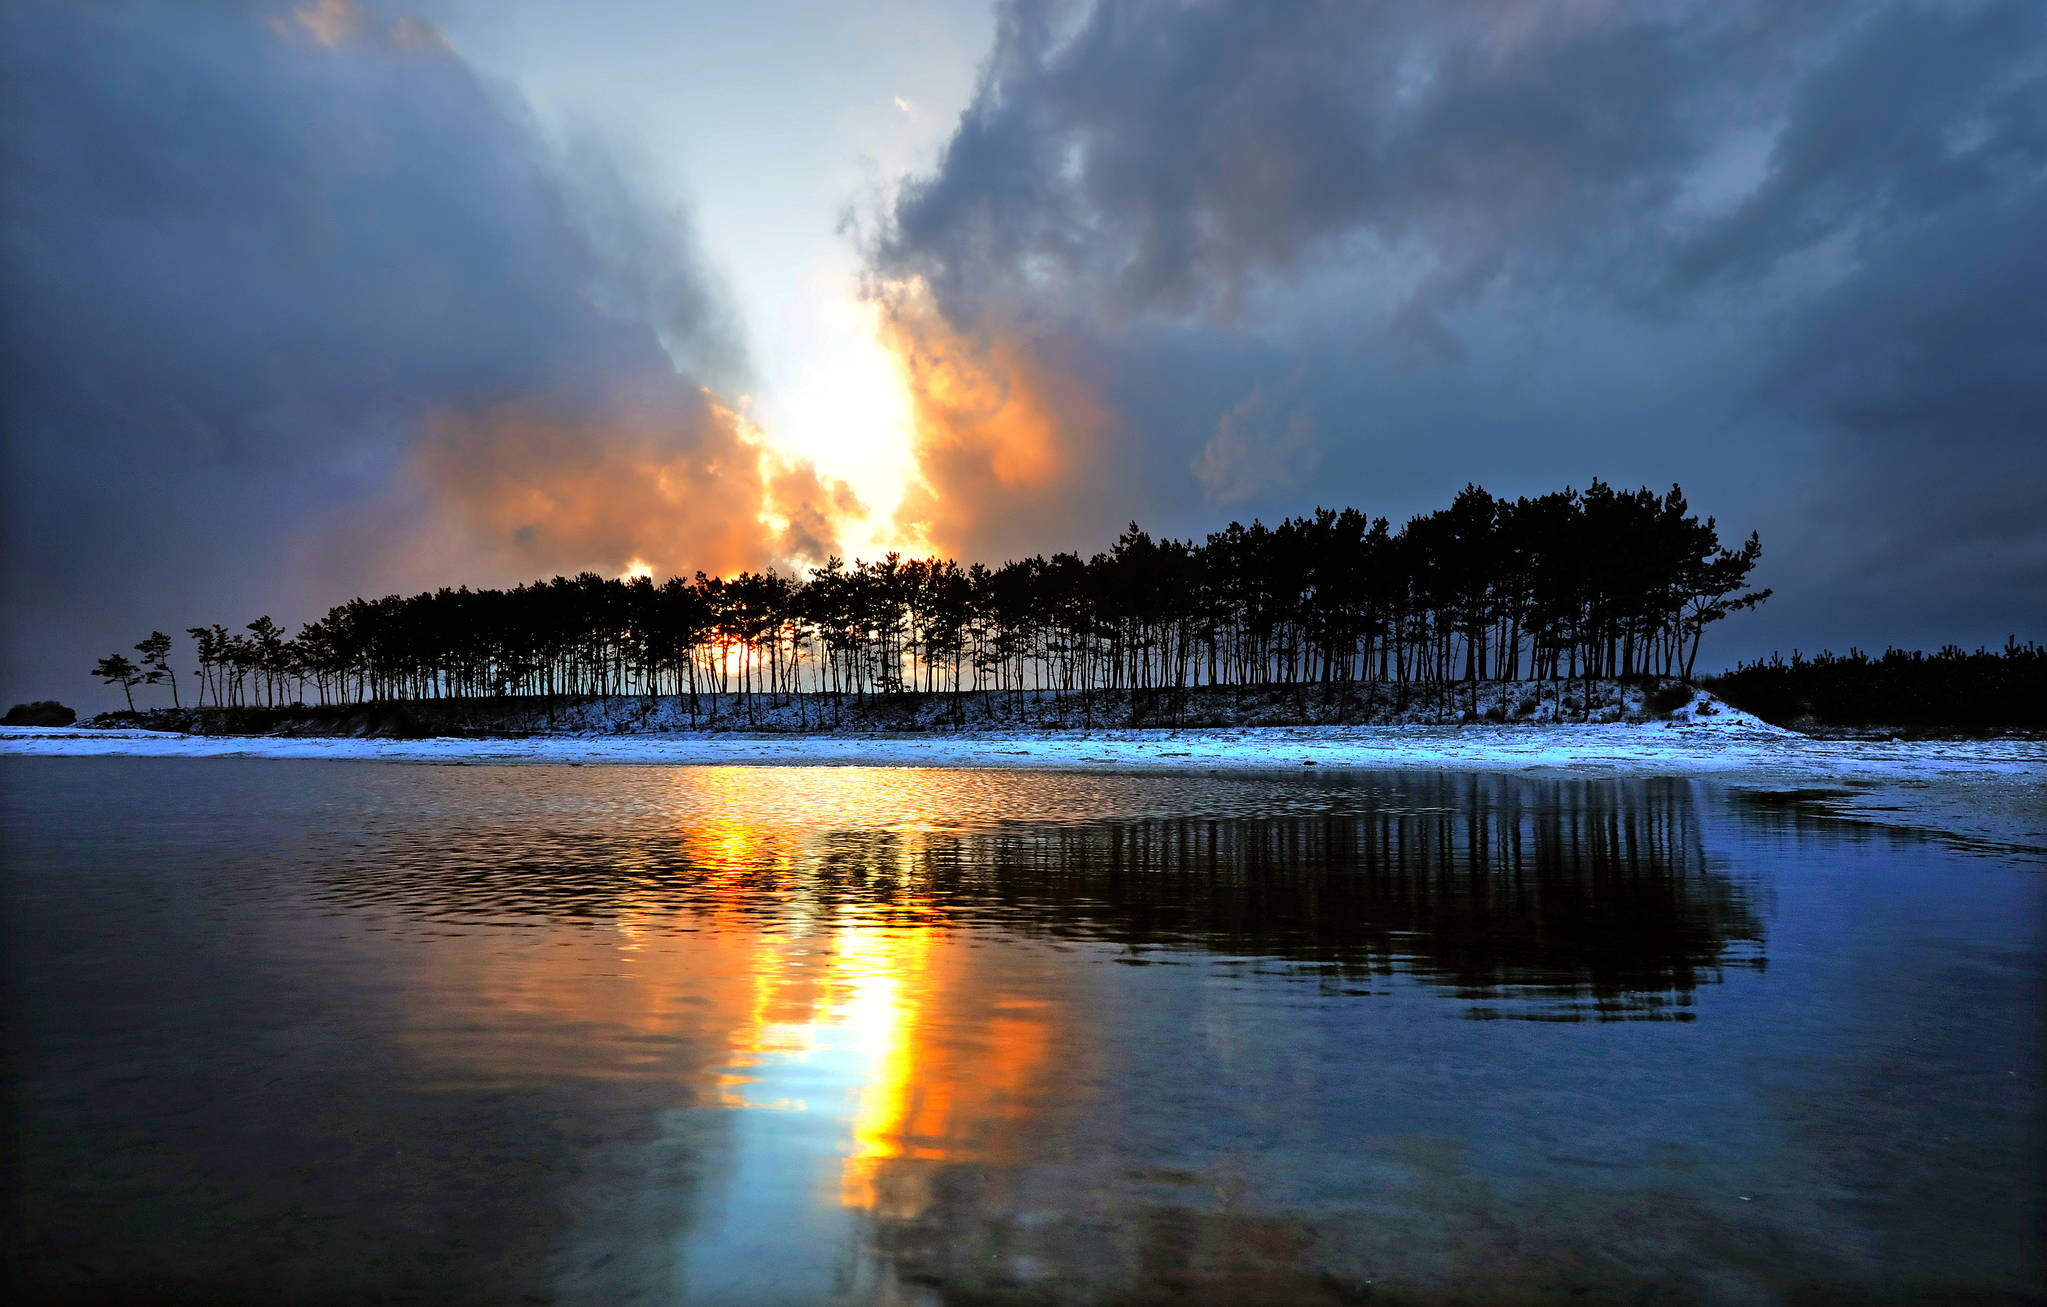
400 388 863 584
874 277 1110 560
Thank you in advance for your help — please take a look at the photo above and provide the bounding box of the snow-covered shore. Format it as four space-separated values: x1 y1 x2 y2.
53 678 1776 738
6 717 2043 850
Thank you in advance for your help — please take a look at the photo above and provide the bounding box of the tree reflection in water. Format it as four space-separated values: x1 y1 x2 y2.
21 760 2036 1304
312 769 1770 1299
320 770 1762 1024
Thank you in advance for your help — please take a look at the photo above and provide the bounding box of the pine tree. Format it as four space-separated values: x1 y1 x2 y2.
135 631 180 708
92 653 143 712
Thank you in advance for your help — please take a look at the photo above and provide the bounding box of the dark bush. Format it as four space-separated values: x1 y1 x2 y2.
1646 682 1694 716
3 701 75 727
1705 640 2044 731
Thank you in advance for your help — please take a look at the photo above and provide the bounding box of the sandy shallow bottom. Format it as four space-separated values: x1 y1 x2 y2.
6 722 2043 851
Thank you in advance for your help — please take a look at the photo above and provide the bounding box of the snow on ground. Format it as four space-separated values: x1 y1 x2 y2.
0 717 2025 781
6 708 2042 851
344 680 1785 734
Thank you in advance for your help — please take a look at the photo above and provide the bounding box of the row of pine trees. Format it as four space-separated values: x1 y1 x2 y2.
98 482 1770 718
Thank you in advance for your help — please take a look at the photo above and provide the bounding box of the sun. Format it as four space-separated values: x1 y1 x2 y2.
754 271 922 562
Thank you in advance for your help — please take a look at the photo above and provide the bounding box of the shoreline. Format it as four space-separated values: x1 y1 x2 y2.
8 721 2042 852
7 717 2042 770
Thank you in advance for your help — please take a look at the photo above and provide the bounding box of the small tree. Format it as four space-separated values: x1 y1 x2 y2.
247 616 285 707
1679 530 1772 681
93 653 144 712
187 626 222 707
135 631 180 708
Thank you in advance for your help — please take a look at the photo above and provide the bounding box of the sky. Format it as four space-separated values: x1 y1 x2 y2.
3 0 2043 709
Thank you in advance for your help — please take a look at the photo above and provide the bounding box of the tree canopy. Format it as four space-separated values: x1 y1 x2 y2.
120 481 1770 720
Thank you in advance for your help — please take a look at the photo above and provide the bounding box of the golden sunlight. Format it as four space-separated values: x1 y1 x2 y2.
759 279 923 560
872 275 1109 558
402 386 862 584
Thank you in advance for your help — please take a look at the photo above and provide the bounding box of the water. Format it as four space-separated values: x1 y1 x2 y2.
2 757 2040 1304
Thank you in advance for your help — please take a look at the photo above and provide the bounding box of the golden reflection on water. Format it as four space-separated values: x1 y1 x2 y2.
661 762 1025 836
392 764 1078 1229
830 925 1059 1219
700 904 1066 1224
707 910 1060 1220
341 766 1775 1292
833 924 936 1212
658 767 1063 1216
646 774 1072 1220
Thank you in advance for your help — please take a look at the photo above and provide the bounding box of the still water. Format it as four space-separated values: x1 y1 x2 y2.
2 758 2040 1304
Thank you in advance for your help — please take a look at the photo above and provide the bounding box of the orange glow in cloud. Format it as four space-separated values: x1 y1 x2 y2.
268 0 448 53
269 0 1106 588
876 278 1110 560
287 0 363 46
272 0 1088 580
403 388 862 584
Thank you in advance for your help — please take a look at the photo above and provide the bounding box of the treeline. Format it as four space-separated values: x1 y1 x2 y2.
1706 640 2046 732
97 481 1770 724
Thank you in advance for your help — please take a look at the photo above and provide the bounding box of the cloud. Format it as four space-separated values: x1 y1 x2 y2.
277 0 366 47
0 0 839 706
869 0 2047 655
548 131 754 396
877 277 1112 560
876 0 1821 333
370 390 856 587
1192 377 1319 506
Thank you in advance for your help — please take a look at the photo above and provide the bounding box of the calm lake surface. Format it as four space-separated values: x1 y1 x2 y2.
3 758 2041 1305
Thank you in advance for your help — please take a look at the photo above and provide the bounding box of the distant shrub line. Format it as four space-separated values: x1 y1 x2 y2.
1705 640 2045 730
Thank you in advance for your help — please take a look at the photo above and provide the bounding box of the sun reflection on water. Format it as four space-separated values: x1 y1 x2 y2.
622 766 1072 1222
325 764 1770 1291
832 924 936 1212
702 909 1059 1222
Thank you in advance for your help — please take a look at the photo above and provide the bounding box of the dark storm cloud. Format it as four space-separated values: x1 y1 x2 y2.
883 0 1811 332
1 0 844 707
1712 0 2047 647
872 0 2046 658
1677 0 2047 286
